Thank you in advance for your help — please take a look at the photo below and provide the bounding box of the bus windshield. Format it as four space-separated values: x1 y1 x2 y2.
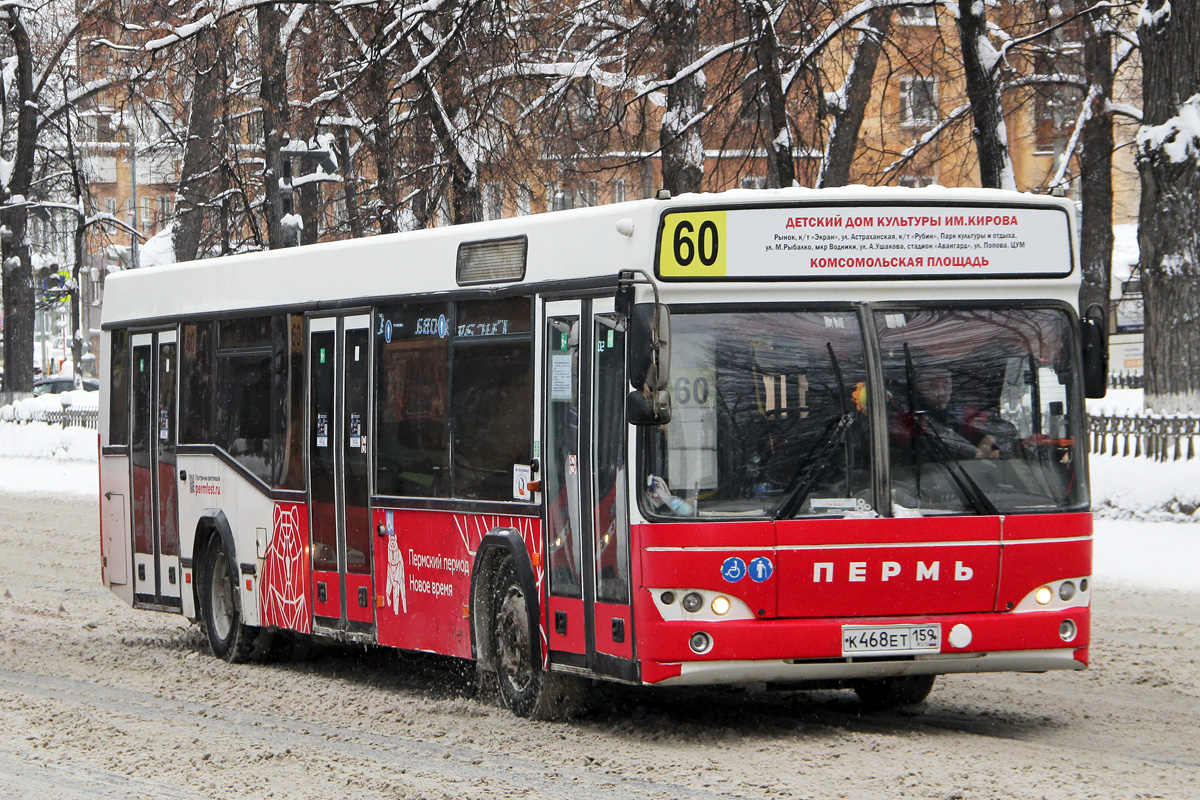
642 305 1085 519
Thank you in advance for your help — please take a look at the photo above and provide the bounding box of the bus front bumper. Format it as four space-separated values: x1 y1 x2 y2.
635 606 1089 686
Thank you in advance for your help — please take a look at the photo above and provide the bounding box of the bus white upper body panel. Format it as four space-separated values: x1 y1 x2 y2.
100 186 1080 328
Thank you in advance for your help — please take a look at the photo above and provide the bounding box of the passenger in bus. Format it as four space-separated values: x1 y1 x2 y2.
647 475 693 516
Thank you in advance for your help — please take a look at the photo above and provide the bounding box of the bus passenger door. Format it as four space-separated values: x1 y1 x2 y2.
130 329 181 609
542 299 634 681
308 314 376 635
588 307 634 678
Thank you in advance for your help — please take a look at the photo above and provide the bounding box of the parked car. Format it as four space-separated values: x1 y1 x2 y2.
33 376 99 395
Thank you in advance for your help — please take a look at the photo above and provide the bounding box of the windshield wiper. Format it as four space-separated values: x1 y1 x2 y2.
913 414 1000 516
773 412 857 520
901 344 998 516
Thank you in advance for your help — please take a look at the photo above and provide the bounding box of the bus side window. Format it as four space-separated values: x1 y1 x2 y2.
109 329 130 446
374 302 450 498
180 322 213 445
214 317 275 485
451 297 533 501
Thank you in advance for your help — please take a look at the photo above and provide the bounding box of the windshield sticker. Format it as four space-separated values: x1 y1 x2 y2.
550 355 573 400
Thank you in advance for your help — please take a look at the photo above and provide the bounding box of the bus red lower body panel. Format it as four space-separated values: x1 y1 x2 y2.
632 512 1092 686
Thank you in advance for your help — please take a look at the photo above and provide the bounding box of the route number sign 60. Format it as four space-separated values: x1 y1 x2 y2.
658 211 728 277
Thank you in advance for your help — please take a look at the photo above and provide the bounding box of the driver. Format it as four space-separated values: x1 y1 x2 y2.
893 366 1002 459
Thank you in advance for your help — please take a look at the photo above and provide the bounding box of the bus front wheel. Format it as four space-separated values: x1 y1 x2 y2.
852 674 936 710
202 537 272 663
490 559 583 720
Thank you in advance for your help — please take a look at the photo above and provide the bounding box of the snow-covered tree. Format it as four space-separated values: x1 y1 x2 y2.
1 1 120 392
1136 0 1200 412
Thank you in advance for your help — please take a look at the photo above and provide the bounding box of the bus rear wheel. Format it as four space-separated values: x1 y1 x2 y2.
491 559 583 720
852 674 936 710
202 537 271 663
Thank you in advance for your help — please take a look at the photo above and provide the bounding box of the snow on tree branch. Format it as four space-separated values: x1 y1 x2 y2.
1137 92 1200 165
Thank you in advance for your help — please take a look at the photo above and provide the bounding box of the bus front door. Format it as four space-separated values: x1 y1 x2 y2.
130 329 181 609
543 299 635 682
307 314 376 635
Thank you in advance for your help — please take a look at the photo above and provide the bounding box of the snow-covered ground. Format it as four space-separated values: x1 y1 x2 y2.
0 404 1195 593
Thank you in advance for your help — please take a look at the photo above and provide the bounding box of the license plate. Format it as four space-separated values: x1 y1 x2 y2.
841 624 941 656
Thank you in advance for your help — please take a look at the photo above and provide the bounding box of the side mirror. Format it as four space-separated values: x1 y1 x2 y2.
628 303 671 391
1081 303 1108 399
627 389 672 425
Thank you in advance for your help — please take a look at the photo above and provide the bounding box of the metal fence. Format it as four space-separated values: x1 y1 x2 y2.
2 407 99 430
1108 372 1145 390
1089 413 1200 461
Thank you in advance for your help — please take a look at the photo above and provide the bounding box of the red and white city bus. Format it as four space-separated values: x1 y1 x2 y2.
99 186 1107 718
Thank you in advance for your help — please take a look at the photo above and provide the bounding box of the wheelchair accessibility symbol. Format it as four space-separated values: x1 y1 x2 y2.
721 557 747 583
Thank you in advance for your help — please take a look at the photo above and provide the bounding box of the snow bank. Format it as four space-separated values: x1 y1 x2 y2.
0 420 97 460
1090 453 1200 522
1094 519 1200 592
1087 388 1143 415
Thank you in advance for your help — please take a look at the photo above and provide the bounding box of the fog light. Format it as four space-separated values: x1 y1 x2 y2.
711 596 731 616
1035 586 1053 605
688 631 712 654
1058 581 1076 601
682 592 704 613
1059 619 1077 642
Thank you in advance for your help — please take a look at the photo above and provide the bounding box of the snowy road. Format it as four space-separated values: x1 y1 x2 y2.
0 484 1197 798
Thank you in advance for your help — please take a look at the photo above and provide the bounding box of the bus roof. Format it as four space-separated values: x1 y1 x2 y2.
101 186 1079 328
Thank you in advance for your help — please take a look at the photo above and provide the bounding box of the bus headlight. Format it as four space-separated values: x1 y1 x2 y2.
1035 586 1053 605
711 595 731 616
681 592 704 613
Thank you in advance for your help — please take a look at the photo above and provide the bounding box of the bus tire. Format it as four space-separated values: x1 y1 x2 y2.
852 674 936 710
202 536 271 663
491 558 583 720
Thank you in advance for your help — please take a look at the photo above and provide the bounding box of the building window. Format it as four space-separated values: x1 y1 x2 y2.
568 78 597 127
741 176 767 190
104 198 117 217
156 195 173 224
899 77 938 126
898 4 937 25
545 182 565 212
611 178 626 204
484 182 504 220
576 180 598 207
245 111 263 143
77 113 99 143
898 175 936 188
516 183 532 216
